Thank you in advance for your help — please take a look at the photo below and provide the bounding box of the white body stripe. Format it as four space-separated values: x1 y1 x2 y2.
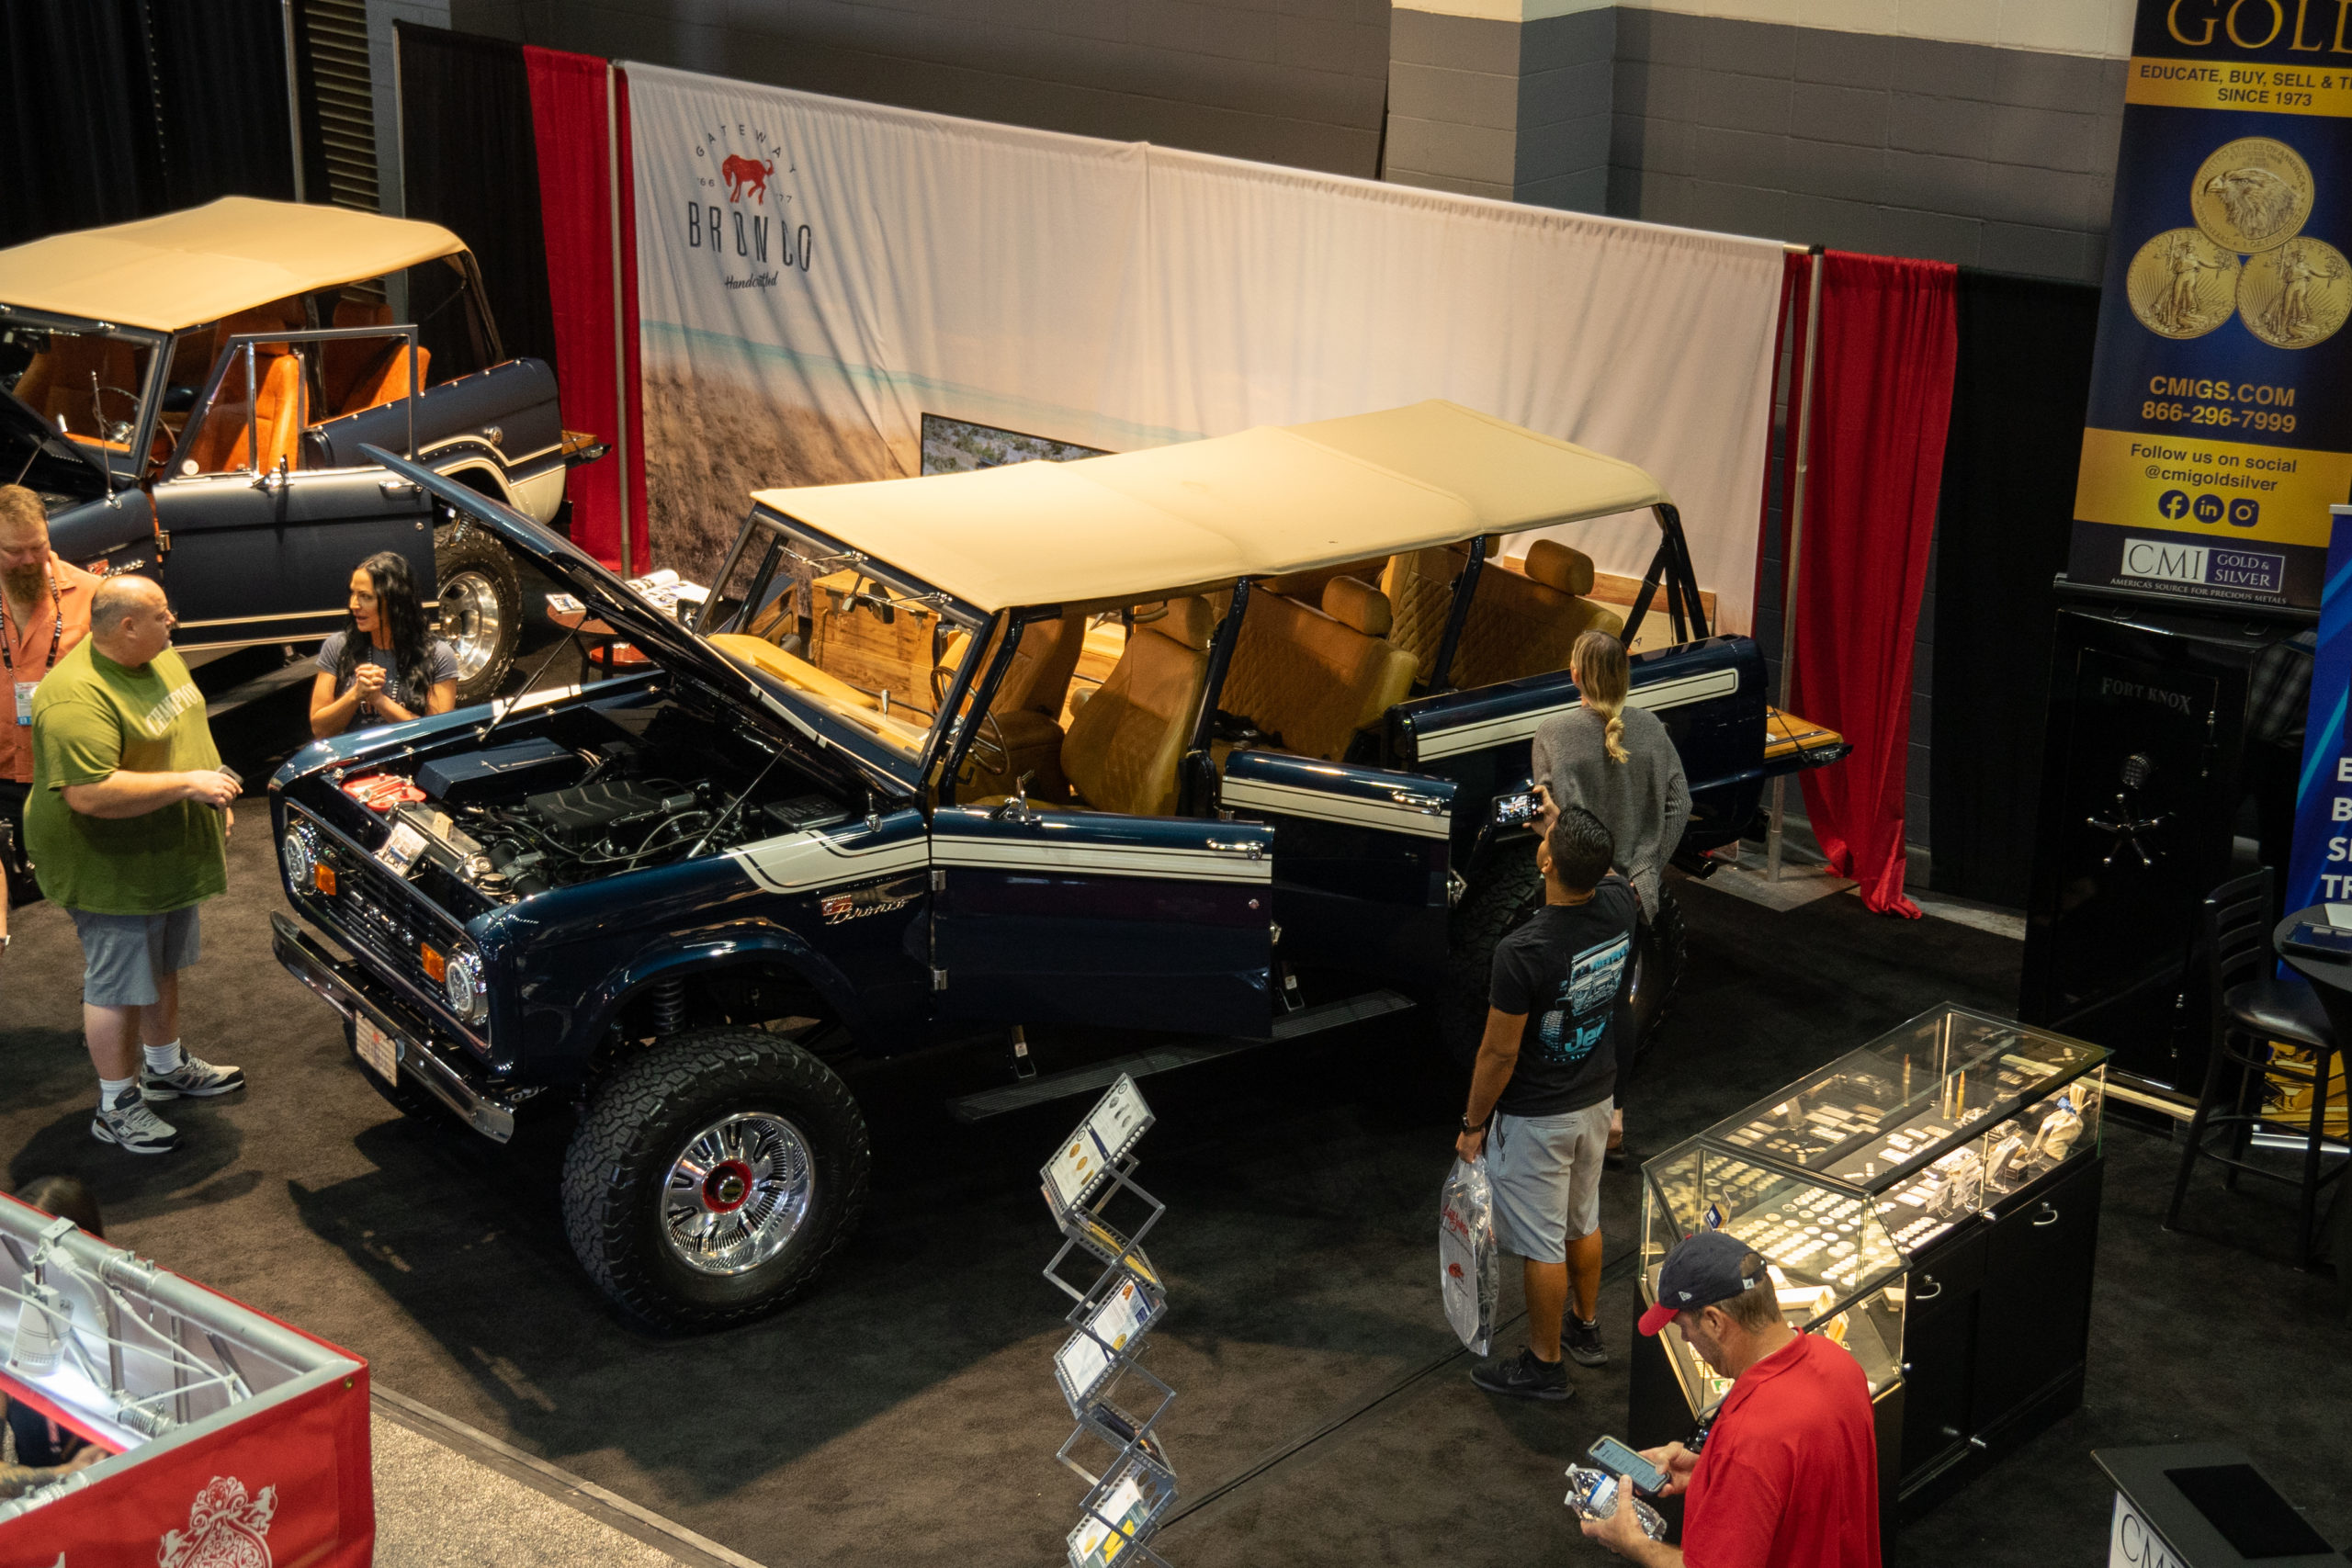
1411 667 1740 761
932 836 1272 884
728 829 929 896
1220 775 1451 839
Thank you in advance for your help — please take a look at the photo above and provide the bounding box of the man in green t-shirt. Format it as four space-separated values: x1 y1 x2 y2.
27 575 248 1156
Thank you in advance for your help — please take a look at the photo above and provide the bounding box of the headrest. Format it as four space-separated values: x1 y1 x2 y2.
1524 539 1596 595
334 299 392 329
1144 595 1216 652
219 299 305 344
1321 577 1393 637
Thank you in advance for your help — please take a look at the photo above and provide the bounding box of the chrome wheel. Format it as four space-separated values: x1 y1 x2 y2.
659 1111 815 1276
439 570 504 682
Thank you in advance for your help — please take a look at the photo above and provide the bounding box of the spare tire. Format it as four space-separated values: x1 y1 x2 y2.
434 522 522 705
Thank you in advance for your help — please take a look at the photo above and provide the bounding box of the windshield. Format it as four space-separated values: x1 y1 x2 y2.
699 513 989 761
0 320 156 461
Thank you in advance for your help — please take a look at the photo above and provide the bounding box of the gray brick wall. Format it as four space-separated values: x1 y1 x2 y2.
465 0 1391 177
1385 7 1613 210
1603 8 2124 284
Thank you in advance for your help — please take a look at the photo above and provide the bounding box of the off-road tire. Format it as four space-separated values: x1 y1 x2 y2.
343 1017 446 1122
560 1027 870 1333
1442 845 1685 1073
434 523 522 705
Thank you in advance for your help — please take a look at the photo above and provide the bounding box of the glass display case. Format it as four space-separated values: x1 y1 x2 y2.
1637 1005 2109 1418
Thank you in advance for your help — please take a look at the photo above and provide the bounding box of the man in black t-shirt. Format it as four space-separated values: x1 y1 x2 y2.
1455 805 1638 1401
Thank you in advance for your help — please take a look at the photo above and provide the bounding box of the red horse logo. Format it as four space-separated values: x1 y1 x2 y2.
721 154 775 205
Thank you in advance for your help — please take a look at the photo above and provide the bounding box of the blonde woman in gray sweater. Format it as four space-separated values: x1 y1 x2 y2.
1531 630 1690 1162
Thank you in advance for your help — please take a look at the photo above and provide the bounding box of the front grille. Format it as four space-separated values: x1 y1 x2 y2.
288 807 473 1037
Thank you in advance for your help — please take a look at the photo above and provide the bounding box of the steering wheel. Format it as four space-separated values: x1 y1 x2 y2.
90 381 141 443
933 665 1011 782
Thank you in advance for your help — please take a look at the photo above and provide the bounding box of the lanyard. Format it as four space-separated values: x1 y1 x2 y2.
1 565 62 679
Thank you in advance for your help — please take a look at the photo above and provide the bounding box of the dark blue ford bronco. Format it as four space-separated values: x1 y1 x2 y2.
267 401 1845 1329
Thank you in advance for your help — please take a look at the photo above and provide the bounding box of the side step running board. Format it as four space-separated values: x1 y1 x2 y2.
945 988 1416 1122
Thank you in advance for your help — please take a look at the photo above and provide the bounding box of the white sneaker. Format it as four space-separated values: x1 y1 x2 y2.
92 1086 180 1155
141 1053 246 1101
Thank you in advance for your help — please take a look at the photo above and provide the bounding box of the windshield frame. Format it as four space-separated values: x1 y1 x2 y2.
702 504 993 785
0 306 170 489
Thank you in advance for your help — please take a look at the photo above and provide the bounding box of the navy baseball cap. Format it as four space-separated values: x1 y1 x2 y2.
1638 1229 1766 1336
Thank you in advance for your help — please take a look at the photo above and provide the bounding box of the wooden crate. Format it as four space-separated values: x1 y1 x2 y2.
808 570 937 707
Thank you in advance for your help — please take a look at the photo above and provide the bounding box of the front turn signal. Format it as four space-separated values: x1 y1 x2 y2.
313 864 338 897
420 942 447 983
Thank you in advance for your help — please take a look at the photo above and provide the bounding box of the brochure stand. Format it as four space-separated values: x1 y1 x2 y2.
1041 1076 1179 1568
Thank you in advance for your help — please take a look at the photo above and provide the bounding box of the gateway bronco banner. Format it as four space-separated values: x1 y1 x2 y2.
622 64 1787 632
2073 0 2352 610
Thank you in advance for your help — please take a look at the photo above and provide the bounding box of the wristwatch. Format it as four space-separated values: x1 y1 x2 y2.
1461 1113 1487 1134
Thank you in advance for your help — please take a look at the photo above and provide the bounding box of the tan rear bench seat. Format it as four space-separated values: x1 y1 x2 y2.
1219 577 1418 763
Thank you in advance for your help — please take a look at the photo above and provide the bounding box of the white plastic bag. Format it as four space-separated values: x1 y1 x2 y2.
1439 1156 1500 1356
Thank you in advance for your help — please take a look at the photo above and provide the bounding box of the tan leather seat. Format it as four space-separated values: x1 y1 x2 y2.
1061 595 1216 817
1258 555 1390 609
1451 540 1624 689
1220 578 1418 762
999 608 1086 717
1381 538 1494 683
1383 539 1623 690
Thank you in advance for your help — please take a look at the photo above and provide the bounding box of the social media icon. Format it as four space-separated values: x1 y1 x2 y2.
2193 493 2226 525
2230 498 2260 528
2158 489 2190 521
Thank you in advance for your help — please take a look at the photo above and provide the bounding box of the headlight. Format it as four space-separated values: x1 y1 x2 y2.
445 947 487 1021
280 826 318 890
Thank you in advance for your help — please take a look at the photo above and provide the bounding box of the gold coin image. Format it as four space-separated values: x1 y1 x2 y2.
2127 228 2242 339
2238 236 2352 349
2192 138 2313 253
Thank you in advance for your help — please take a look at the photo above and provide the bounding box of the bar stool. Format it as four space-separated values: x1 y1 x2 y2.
2166 868 2347 1269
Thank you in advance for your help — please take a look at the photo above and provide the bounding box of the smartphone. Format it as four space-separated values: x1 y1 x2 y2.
1589 1436 1669 1495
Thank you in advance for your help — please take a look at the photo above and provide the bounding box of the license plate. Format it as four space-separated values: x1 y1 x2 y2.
355 1016 401 1083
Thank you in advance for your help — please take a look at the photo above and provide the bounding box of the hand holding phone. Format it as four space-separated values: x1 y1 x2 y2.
1589 1435 1670 1495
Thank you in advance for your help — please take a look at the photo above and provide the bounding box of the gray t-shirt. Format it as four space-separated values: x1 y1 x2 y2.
1529 703 1691 914
316 631 460 720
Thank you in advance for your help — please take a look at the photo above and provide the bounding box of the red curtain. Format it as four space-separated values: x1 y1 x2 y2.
523 46 631 570
1785 252 1959 917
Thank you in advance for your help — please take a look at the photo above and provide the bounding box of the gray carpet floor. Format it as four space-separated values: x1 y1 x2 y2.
0 679 2345 1565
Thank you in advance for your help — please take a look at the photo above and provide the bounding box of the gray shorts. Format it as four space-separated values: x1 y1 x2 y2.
1488 1100 1612 1263
68 906 202 1008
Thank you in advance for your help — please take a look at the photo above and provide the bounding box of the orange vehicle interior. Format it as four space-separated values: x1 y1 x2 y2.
14 288 429 476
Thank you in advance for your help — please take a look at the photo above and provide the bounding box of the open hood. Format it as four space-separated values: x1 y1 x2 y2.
0 388 111 502
358 446 918 795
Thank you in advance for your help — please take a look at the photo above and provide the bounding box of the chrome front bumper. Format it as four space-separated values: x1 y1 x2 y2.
270 911 517 1143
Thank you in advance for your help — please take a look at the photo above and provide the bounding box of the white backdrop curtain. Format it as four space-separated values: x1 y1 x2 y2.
626 62 1785 632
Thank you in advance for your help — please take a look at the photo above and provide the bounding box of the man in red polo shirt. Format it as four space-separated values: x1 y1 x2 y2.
1582 1228 1881 1568
1 484 100 948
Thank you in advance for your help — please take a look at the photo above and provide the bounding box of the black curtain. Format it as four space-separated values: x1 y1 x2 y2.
1928 270 2103 908
0 1 168 246
0 0 297 249
395 23 559 375
149 0 300 209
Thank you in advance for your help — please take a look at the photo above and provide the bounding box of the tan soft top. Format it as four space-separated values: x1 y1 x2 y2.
0 197 468 333
752 400 1670 613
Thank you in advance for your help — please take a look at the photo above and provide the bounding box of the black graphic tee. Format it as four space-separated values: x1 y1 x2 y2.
1487 875 1639 1118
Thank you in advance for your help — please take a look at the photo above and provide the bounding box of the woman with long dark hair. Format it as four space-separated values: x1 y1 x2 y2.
309 550 458 738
